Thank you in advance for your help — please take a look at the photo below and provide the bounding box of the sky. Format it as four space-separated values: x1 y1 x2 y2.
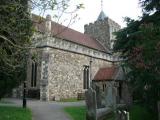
32 0 142 33
69 0 142 33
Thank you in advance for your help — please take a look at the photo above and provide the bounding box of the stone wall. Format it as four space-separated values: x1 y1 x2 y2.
25 32 119 101
84 19 110 50
27 49 42 90
33 33 119 62
47 48 111 100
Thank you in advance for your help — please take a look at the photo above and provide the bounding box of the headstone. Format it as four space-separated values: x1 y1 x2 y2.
95 86 102 108
85 88 97 120
104 85 116 109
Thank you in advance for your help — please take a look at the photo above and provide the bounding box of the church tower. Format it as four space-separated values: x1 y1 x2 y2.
84 1 121 51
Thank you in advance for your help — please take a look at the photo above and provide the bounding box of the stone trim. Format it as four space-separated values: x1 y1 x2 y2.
32 33 121 62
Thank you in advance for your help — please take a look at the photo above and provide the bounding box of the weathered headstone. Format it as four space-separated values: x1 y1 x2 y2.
95 86 102 108
85 88 113 120
104 85 116 109
85 88 97 120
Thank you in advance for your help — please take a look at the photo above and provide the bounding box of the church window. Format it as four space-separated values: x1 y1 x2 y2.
102 83 106 92
31 61 37 87
83 65 89 89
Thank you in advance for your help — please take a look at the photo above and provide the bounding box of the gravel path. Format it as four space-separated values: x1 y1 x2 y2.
2 98 85 120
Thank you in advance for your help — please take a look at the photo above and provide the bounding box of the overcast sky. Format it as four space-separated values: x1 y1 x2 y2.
32 0 142 33
69 0 142 33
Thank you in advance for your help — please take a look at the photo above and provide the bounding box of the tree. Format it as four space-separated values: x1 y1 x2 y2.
0 0 83 99
114 0 160 116
0 0 33 99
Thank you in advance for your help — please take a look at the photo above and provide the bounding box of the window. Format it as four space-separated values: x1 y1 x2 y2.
31 61 37 87
83 65 89 89
102 84 107 92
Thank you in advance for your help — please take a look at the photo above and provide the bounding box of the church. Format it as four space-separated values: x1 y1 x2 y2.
26 10 121 101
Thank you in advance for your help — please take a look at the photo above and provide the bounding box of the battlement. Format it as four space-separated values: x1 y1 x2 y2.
84 15 121 51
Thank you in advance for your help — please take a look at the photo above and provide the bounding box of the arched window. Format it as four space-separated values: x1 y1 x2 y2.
31 61 37 87
83 65 89 89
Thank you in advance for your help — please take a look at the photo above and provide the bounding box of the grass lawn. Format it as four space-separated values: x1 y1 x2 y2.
0 106 32 120
64 106 86 120
64 105 155 120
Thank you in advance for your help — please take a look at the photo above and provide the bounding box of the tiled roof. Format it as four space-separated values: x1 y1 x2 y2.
32 14 106 52
93 66 118 81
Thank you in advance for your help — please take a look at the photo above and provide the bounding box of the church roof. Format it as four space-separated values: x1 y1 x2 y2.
93 66 118 81
32 14 106 52
93 66 126 81
97 10 107 21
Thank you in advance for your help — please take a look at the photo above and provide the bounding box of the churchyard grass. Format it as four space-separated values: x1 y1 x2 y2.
64 106 86 120
0 106 32 120
64 105 155 120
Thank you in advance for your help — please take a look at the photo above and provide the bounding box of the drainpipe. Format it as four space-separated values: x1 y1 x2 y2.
89 57 93 88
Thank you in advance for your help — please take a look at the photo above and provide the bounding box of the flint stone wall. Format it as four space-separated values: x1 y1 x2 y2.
47 48 111 100
84 18 121 50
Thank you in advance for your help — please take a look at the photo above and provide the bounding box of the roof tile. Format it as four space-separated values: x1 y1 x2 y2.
93 66 118 81
32 14 106 52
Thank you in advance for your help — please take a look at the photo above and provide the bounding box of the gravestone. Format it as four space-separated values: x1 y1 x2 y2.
85 88 97 120
85 88 113 120
104 85 117 109
95 86 103 108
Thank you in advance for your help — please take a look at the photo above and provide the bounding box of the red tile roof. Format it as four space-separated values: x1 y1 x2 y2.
32 14 106 52
93 66 118 81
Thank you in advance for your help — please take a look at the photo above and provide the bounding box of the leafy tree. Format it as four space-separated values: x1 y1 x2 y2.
0 0 83 99
114 0 160 115
0 0 33 99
